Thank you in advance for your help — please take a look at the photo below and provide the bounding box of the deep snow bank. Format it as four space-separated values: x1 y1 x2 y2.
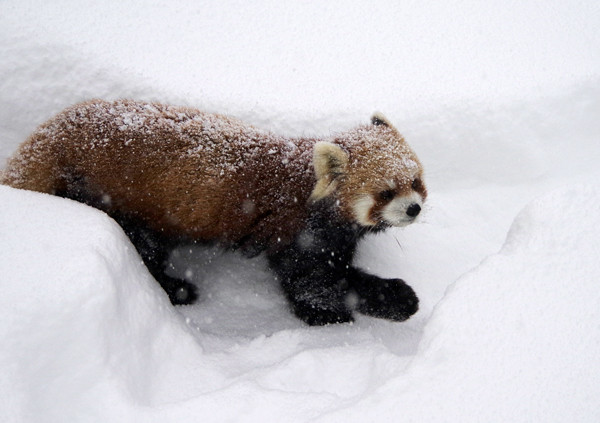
323 185 600 422
0 186 225 422
1 181 599 422
2 0 600 165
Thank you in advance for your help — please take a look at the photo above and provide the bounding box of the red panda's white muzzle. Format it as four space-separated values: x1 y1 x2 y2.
381 192 425 227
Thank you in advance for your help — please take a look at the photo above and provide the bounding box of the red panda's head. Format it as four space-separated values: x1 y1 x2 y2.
310 114 427 229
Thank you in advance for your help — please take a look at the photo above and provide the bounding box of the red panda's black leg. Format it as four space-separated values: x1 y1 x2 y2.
112 213 198 305
269 200 419 325
269 251 354 326
346 267 419 321
54 177 198 305
267 207 358 325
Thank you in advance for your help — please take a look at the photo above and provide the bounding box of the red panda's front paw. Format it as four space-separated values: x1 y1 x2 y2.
352 275 419 322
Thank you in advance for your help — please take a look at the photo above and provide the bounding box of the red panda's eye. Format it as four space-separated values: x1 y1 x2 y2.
379 190 395 202
412 178 422 191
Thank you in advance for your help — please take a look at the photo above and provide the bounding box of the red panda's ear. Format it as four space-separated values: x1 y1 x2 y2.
371 112 391 127
310 142 349 202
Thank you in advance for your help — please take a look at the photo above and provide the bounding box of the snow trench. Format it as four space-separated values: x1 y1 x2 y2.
1 180 599 422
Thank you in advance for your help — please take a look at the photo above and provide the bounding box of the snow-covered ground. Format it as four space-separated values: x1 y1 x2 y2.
1 1 600 422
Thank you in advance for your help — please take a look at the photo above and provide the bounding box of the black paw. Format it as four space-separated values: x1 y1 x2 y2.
353 277 419 322
166 280 198 305
292 302 354 326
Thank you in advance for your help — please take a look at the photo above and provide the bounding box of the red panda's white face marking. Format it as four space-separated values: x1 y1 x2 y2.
311 114 427 229
352 194 377 226
349 175 426 228
378 190 424 227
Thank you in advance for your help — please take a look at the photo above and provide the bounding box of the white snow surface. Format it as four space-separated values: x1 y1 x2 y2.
1 1 600 422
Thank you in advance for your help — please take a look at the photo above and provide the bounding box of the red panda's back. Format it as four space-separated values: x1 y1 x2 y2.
2 99 317 248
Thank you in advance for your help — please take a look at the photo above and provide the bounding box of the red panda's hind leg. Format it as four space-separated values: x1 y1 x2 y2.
113 212 198 305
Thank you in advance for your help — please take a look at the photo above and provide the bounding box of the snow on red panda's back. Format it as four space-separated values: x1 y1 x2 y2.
1 100 425 252
1 100 315 249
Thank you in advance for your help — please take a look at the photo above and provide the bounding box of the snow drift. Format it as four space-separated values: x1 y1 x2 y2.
2 182 599 422
326 185 600 422
1 0 600 422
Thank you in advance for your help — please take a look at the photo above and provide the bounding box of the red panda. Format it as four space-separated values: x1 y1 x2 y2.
1 99 427 325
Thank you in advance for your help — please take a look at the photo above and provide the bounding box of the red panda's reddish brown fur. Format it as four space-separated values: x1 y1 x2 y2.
1 99 426 324
2 100 319 249
2 99 424 251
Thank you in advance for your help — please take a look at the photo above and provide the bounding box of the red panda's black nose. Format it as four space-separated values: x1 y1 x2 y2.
406 203 421 217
